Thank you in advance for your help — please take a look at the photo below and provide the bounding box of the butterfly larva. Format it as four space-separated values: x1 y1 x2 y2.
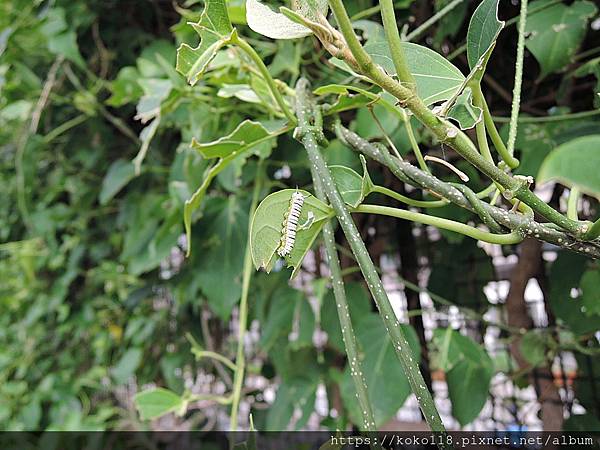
277 191 305 257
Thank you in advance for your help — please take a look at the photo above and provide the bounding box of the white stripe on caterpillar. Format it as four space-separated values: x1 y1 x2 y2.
278 191 305 257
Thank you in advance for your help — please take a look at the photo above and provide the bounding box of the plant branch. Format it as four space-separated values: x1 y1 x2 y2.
310 167 377 432
507 0 528 157
335 124 600 258
380 0 415 87
232 35 296 124
405 0 465 42
326 0 585 237
295 78 449 439
355 204 523 245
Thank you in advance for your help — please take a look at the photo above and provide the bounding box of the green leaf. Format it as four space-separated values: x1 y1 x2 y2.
134 388 186 421
111 348 142 384
191 120 284 159
330 166 364 208
184 120 286 254
47 31 85 68
195 196 249 320
250 189 331 277
246 0 312 39
525 0 598 78
314 84 380 115
520 330 547 367
548 252 600 335
291 297 316 350
99 159 137 205
538 135 600 200
106 67 143 107
333 42 465 106
581 269 600 316
258 282 302 351
176 0 234 84
320 282 371 353
266 377 317 430
466 0 504 70
439 330 494 426
339 314 421 428
447 87 483 130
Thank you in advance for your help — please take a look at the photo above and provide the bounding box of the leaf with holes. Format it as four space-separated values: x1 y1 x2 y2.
191 120 286 159
467 0 504 70
447 87 483 130
176 0 235 85
251 189 331 277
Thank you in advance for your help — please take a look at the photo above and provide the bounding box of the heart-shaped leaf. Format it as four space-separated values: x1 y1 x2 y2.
331 42 465 106
525 0 598 78
251 189 332 277
538 135 600 200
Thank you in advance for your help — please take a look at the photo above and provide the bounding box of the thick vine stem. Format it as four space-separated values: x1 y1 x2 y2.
326 0 584 238
295 78 450 441
310 167 378 432
379 0 415 88
301 96 377 432
335 125 600 259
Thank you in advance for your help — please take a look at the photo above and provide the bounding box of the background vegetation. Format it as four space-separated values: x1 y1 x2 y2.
1 0 599 432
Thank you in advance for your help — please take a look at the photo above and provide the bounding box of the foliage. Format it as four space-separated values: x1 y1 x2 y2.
1 0 600 435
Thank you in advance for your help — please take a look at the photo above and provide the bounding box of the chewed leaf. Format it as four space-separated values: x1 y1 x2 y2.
538 135 600 200
447 87 483 130
250 189 331 277
191 119 286 159
246 0 312 39
467 0 504 70
176 0 234 84
331 42 465 106
184 119 287 255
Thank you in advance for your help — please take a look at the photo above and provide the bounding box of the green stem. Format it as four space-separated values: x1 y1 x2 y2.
43 114 88 144
193 350 237 371
233 36 296 124
583 218 600 241
327 0 582 236
372 185 448 208
379 0 415 86
295 79 449 440
480 95 520 169
507 0 528 157
404 117 429 172
493 109 600 124
335 124 600 257
310 167 377 432
230 163 263 430
567 187 580 221
355 204 523 244
405 0 465 42
471 85 495 165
